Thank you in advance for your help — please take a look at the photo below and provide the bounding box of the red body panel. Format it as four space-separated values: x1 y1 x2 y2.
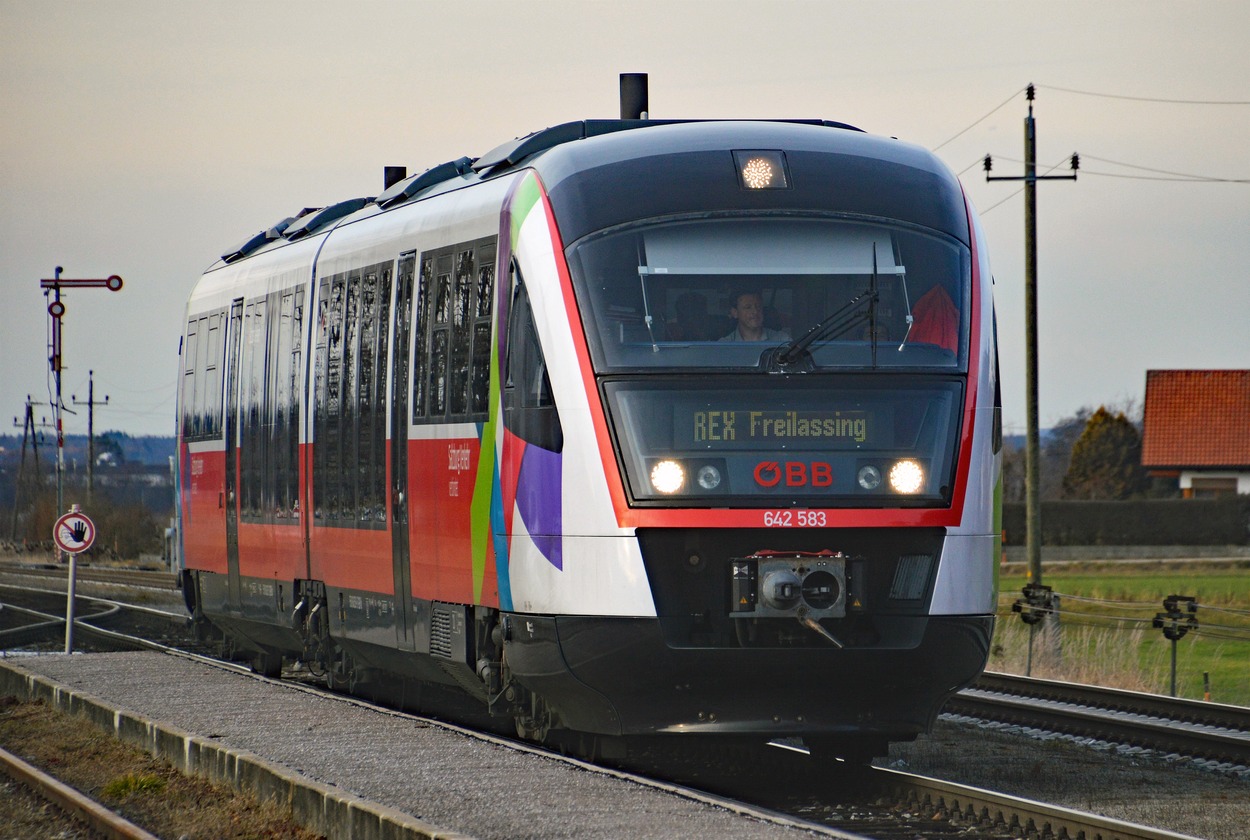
405 435 481 604
308 525 391 592
181 444 227 574
237 522 304 582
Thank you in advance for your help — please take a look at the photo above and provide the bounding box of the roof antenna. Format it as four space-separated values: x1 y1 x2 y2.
383 166 407 190
620 73 649 120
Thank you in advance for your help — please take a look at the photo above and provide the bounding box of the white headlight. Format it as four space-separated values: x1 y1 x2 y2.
650 460 686 494
888 459 924 494
696 465 722 490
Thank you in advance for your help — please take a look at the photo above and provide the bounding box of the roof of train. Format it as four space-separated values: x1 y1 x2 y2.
213 118 966 268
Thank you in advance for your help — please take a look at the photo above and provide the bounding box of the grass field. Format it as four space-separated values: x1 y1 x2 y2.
989 561 1250 707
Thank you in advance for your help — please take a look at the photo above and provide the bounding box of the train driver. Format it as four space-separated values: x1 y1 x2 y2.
718 289 790 342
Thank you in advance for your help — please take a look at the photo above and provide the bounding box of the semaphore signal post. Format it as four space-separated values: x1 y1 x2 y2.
39 266 123 652
40 266 124 519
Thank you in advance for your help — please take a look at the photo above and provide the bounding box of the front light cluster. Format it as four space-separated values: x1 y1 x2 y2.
858 459 925 494
649 457 926 496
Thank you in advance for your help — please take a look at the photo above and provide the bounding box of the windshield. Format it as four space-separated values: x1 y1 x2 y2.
566 216 969 371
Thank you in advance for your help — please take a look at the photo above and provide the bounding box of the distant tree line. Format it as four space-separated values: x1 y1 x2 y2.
999 401 1250 545
1 433 173 559
1002 400 1158 503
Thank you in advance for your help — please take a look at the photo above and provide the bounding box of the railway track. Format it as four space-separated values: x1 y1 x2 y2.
0 560 177 592
0 578 1227 839
952 671 1250 768
869 767 1198 840
0 743 159 840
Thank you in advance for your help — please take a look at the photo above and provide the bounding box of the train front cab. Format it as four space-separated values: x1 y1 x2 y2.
500 132 1000 753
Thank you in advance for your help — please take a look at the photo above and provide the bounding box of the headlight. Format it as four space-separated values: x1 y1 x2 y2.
888 459 924 494
857 465 882 490
650 460 686 494
696 465 722 490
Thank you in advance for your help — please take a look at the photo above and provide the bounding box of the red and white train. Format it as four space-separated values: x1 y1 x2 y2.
177 114 1001 759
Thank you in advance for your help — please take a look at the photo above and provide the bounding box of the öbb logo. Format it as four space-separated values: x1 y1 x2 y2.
753 461 833 488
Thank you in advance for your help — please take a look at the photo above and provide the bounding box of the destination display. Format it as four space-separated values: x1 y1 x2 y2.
677 405 888 450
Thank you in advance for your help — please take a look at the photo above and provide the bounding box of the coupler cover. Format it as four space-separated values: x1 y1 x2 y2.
729 551 847 619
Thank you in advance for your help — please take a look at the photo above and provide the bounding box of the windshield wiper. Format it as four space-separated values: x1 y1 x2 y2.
637 241 660 352
773 288 878 366
773 244 883 369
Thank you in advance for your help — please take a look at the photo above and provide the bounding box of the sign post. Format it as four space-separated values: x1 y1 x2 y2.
53 506 96 653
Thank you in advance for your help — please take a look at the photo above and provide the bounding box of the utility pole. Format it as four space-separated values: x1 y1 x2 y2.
72 370 109 504
9 397 51 541
984 83 1078 591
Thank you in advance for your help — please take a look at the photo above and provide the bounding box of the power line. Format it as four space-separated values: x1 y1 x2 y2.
932 87 1027 151
1080 155 1245 185
956 158 984 177
1081 170 1250 184
1038 83 1250 106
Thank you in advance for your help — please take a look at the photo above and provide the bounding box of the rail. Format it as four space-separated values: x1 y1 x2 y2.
952 671 1250 766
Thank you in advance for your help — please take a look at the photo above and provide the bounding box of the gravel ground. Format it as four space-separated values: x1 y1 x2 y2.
882 716 1250 840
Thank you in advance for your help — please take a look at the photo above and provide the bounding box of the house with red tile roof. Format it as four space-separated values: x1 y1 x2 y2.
1141 370 1250 497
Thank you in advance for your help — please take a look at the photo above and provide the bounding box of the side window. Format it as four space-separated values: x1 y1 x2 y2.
312 264 391 529
181 319 199 439
203 313 223 438
429 255 452 417
503 262 562 452
471 246 495 415
193 315 211 436
414 235 496 424
411 257 432 419
273 290 303 518
241 299 267 519
181 310 226 441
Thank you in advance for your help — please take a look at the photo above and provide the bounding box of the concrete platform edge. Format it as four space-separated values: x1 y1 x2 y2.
0 656 474 840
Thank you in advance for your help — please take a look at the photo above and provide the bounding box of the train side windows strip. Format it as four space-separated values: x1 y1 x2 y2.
182 318 199 439
228 285 308 524
413 236 497 425
503 261 563 452
180 308 227 442
311 263 392 529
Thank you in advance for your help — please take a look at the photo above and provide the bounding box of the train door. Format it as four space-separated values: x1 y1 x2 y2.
390 253 416 650
224 297 244 609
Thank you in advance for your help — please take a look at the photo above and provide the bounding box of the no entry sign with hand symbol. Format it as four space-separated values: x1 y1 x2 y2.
53 510 96 554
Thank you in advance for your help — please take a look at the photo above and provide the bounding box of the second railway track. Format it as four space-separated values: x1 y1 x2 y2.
953 671 1250 769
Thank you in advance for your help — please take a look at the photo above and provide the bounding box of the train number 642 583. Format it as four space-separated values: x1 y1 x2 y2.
763 510 827 527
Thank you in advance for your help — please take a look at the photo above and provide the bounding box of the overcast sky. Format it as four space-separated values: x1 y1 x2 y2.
3 1 1248 439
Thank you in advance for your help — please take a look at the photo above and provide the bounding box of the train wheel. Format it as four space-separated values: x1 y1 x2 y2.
515 715 549 743
326 646 353 692
514 692 552 743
